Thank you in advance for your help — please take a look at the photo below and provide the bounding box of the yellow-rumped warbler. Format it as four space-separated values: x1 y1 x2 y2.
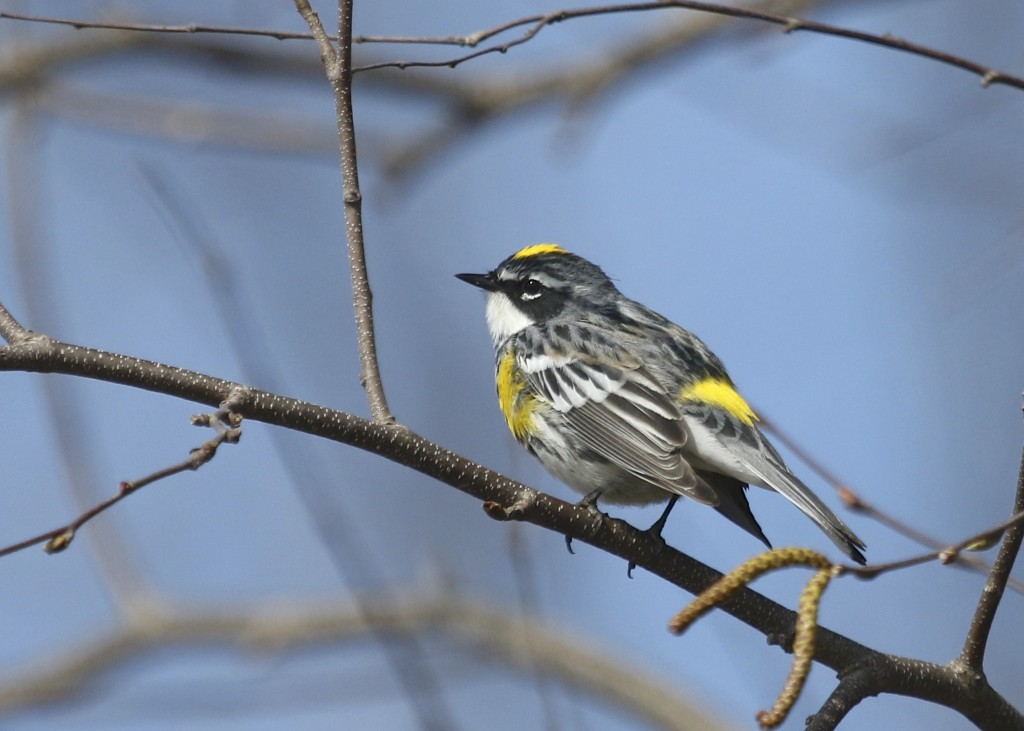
457 244 866 564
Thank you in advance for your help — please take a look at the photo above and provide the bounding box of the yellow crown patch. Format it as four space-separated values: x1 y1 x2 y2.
512 244 567 260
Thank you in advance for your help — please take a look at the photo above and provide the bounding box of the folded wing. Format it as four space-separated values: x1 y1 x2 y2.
522 344 719 506
681 402 866 563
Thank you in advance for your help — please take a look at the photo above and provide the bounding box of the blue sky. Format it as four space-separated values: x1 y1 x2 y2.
0 1 1022 729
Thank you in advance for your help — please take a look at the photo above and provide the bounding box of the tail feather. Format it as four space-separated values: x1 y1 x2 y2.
766 468 866 565
700 472 772 551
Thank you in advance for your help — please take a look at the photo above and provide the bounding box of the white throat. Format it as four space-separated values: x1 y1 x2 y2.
484 291 533 347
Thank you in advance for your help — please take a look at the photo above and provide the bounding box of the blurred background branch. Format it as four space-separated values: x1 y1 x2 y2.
0 1 1021 729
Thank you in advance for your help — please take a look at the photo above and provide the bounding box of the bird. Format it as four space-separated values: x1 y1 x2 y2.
456 244 866 564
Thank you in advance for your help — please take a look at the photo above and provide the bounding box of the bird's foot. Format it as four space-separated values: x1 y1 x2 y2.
627 497 679 578
565 490 606 555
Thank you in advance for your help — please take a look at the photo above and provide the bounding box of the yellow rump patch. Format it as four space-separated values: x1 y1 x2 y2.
497 350 535 439
512 243 567 260
680 377 758 426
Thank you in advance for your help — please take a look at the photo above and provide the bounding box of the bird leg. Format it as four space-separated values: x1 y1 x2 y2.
647 495 679 541
627 496 679 578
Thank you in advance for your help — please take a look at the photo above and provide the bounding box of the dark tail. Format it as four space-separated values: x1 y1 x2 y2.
701 472 772 551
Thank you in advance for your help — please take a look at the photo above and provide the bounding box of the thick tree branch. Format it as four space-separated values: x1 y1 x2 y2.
2 6 1020 729
0 301 849 649
807 654 1024 731
0 305 1021 727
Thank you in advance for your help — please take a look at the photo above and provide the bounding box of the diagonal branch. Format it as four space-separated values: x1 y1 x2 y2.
0 393 245 559
0 300 838 644
0 305 1022 726
763 416 1024 593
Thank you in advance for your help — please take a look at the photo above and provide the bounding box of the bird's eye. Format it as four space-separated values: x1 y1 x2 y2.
521 279 544 300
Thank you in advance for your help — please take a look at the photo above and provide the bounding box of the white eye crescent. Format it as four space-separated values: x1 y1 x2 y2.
522 279 543 300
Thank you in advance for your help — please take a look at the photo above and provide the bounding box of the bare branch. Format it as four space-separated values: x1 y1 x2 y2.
295 0 394 423
0 9 501 47
958 445 1024 671
763 416 1024 594
370 0 817 177
805 651 1024 731
0 393 245 559
0 306 1022 727
0 301 31 343
0 10 320 42
839 508 1024 581
348 0 1024 92
808 671 875 730
4 106 153 597
292 0 337 65
0 308 865 652
5 3 1021 92
3 5 1022 727
137 159 464 731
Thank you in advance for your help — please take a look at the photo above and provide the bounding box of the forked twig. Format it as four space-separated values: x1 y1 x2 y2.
0 391 247 559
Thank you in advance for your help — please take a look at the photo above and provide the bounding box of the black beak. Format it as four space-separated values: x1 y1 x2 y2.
455 272 499 291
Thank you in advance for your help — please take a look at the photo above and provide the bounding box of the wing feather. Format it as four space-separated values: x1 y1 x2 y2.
681 402 866 562
522 341 717 505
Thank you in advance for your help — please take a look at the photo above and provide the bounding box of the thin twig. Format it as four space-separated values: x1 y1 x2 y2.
4 5 1021 92
372 0 817 178
958 445 1024 671
0 10 318 41
295 0 394 423
349 0 1024 91
0 394 245 559
762 416 1024 593
6 108 148 596
0 10 479 46
840 508 1024 581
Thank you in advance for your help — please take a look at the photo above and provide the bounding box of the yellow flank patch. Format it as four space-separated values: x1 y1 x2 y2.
512 243 567 260
497 350 535 439
680 377 758 425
